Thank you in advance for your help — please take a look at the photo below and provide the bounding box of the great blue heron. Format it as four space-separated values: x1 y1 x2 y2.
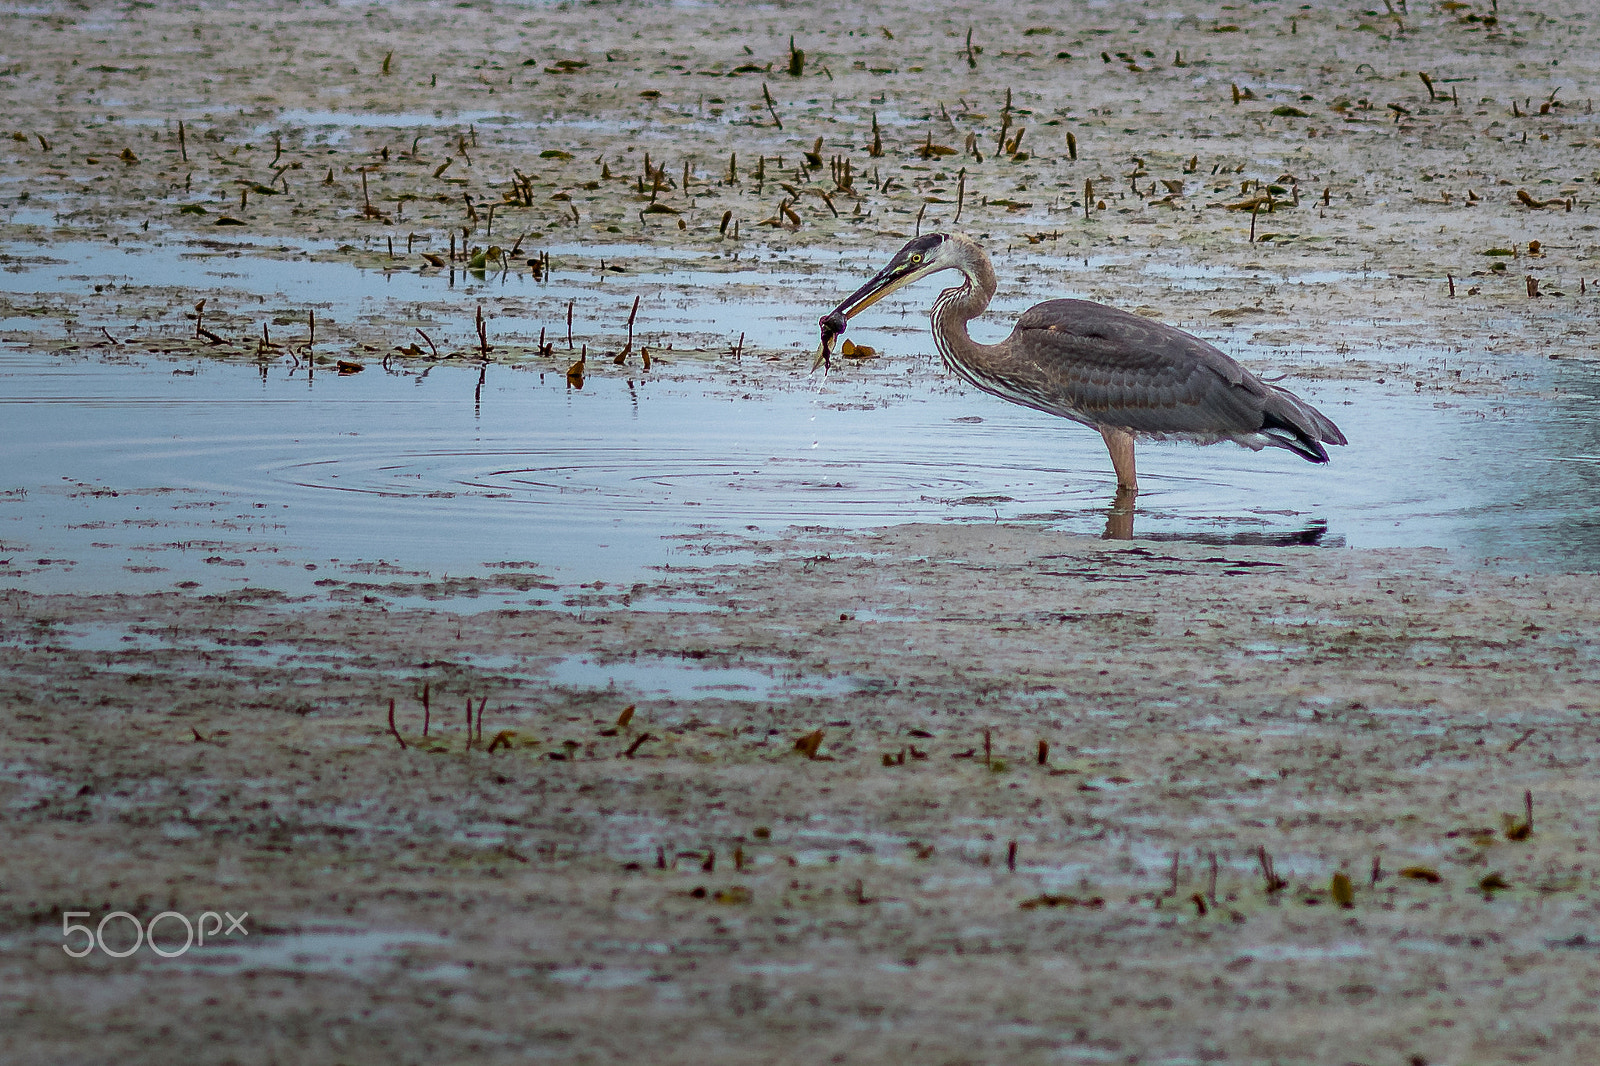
818 232 1346 495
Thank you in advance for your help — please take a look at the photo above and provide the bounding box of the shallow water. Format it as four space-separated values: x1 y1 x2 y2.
0 236 853 351
546 653 858 700
2 341 1598 606
4 230 1600 603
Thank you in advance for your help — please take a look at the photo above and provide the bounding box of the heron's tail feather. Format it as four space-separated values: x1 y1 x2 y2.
1258 386 1347 464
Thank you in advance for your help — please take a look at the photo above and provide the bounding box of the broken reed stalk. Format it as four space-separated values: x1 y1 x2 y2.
387 698 407 750
955 167 966 222
476 304 489 358
1257 845 1286 893
761 82 783 129
178 119 187 162
422 681 430 736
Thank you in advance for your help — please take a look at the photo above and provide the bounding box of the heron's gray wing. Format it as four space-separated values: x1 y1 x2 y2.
987 300 1343 450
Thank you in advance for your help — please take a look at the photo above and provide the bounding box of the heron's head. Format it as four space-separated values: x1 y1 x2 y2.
823 232 965 326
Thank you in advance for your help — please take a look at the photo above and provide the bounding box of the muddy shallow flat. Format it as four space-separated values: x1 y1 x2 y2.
4 1 1600 1064
5 528 1600 1065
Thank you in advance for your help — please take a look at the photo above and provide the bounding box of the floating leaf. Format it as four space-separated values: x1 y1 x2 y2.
540 149 574 160
793 729 825 759
1399 866 1442 883
1020 894 1105 910
1517 189 1565 209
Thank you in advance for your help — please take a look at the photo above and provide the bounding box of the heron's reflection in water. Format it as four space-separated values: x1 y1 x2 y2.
1101 491 1332 548
1103 487 1137 541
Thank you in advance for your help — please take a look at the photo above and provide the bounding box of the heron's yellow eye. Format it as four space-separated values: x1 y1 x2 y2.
910 253 922 264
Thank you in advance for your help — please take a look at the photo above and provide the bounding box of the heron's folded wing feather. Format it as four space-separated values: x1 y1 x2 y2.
1001 300 1271 436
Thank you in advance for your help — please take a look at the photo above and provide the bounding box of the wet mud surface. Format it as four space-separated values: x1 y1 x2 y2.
6 531 1600 1064
4 2 1600 1063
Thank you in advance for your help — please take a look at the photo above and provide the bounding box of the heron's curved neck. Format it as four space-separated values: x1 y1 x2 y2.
930 238 1000 379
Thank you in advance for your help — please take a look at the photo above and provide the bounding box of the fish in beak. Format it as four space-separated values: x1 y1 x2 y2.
814 233 950 370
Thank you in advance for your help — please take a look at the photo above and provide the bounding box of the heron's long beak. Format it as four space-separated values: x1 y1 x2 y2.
827 258 939 321
814 247 943 371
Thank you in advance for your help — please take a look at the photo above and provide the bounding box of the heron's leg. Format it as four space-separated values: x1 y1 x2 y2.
1099 427 1138 493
